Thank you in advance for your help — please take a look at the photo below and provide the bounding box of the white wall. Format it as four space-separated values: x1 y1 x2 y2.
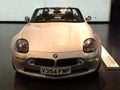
0 0 111 21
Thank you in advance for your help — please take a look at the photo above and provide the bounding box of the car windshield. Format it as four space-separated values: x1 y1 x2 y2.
30 7 84 23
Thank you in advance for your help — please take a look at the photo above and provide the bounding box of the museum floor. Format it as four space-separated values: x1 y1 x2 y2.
0 22 120 90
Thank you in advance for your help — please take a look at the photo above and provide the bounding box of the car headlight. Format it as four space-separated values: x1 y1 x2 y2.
83 38 98 53
16 38 29 53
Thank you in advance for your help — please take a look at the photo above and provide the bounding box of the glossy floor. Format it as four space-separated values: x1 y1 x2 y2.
0 23 120 90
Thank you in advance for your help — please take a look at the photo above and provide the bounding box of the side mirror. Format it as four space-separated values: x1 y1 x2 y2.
85 16 92 22
25 16 30 23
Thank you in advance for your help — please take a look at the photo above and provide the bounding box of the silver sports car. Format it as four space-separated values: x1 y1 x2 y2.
11 7 101 79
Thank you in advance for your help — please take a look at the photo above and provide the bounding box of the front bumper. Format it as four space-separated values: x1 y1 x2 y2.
16 63 100 79
12 50 101 79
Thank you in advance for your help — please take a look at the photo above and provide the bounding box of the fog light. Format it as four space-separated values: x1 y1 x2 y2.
14 56 24 62
87 56 97 61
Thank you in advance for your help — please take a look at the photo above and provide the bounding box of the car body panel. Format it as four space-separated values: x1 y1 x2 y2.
13 22 94 52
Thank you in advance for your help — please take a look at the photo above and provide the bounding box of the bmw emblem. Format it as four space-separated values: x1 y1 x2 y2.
53 53 58 58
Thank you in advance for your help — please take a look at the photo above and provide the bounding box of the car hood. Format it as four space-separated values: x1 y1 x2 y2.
21 22 92 52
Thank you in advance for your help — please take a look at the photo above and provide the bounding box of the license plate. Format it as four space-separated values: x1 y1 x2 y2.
40 66 71 75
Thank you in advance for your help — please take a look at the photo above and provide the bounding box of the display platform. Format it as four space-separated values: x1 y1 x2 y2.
0 23 120 90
